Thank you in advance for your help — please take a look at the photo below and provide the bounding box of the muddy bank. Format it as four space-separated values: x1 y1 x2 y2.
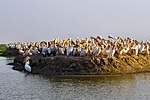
12 54 150 75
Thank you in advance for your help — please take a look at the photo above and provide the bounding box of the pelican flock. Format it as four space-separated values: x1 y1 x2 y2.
6 36 150 58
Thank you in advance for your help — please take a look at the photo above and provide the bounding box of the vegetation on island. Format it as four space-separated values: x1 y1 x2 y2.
0 44 6 55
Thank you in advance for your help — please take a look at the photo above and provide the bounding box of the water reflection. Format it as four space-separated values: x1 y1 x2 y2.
0 57 150 100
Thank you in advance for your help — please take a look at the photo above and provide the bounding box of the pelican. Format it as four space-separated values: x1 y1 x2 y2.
49 44 57 56
18 48 24 55
102 44 115 57
66 45 74 56
106 45 116 57
131 44 139 56
41 46 47 57
24 48 32 56
138 42 145 53
108 35 113 39
121 45 130 54
47 47 51 54
80 47 88 57
87 45 92 56
6 36 150 57
10 44 16 49
102 45 111 55
72 44 80 56
24 56 31 72
73 48 78 56
146 43 150 55
30 47 40 55
57 47 65 55
92 45 101 57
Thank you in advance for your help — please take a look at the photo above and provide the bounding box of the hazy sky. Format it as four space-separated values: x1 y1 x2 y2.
0 0 150 43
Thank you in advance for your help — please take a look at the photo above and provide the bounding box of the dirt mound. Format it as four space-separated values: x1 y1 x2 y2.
2 48 19 56
12 54 150 75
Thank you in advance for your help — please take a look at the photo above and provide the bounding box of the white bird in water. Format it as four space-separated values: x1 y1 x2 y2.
24 56 31 72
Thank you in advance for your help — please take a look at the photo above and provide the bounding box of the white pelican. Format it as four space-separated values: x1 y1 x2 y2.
102 44 116 57
24 48 32 56
80 47 88 57
66 45 74 56
121 45 130 54
102 45 111 55
92 46 101 57
73 45 81 56
47 44 57 56
47 47 51 54
108 35 113 39
73 48 78 56
131 44 139 56
87 46 92 56
106 45 116 57
57 47 65 55
18 48 24 55
138 43 145 53
146 43 150 55
41 46 47 56
24 56 31 72
30 47 40 55
10 44 16 49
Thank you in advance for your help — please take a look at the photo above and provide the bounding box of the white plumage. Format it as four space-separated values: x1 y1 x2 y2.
107 49 116 56
25 60 31 72
41 46 47 56
138 44 145 53
47 47 51 54
121 45 130 54
103 45 116 57
67 46 73 56
146 44 150 55
57 47 65 55
92 46 101 56
80 47 88 57
132 45 139 56
73 48 78 56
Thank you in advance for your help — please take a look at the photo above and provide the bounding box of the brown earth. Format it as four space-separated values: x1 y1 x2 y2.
2 48 19 56
12 53 150 76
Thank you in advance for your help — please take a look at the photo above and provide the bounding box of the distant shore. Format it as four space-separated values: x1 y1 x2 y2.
0 44 6 55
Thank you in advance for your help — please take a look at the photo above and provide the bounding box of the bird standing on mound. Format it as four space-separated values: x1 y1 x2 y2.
66 45 74 56
24 56 31 72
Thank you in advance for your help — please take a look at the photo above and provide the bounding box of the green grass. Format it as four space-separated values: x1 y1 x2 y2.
0 44 7 55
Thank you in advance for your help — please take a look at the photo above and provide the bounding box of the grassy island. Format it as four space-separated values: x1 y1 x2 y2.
0 44 6 55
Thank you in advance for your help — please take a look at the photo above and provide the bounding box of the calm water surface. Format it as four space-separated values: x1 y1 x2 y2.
0 57 150 100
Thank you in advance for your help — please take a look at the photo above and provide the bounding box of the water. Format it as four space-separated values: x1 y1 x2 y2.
0 57 150 100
